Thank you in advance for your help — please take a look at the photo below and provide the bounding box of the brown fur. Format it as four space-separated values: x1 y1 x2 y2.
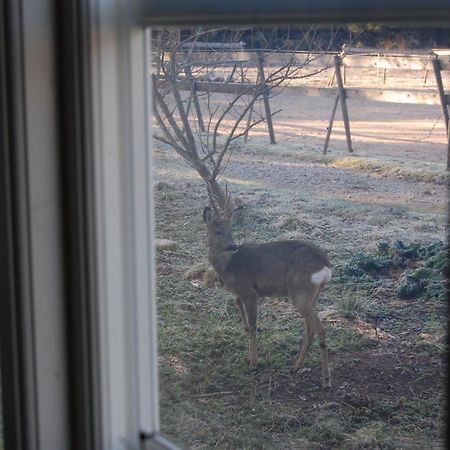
203 207 332 388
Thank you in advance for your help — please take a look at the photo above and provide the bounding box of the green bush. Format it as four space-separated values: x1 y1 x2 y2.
342 240 448 301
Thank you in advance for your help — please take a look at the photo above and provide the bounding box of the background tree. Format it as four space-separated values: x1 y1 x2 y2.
151 27 340 210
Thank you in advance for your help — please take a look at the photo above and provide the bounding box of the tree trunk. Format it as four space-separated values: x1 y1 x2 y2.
208 179 229 211
192 161 229 211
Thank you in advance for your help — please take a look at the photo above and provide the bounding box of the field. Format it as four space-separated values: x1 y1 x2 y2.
154 80 448 449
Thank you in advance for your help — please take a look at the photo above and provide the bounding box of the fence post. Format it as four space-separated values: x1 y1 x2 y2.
448 130 450 172
244 105 254 143
431 58 450 170
185 65 205 132
431 59 449 136
334 55 353 153
244 60 261 143
323 95 340 154
228 63 238 82
256 51 276 144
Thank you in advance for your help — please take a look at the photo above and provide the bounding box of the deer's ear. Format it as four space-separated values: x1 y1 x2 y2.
228 204 244 220
203 207 214 224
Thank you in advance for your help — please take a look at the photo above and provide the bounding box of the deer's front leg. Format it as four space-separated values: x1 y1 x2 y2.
242 295 258 367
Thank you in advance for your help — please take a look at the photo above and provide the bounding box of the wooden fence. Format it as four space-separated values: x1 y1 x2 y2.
160 48 450 168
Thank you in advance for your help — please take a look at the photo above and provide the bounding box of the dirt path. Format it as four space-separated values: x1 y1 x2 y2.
209 65 449 166
268 95 447 165
222 154 445 212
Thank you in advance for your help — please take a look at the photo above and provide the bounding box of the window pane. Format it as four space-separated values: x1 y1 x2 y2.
152 25 448 449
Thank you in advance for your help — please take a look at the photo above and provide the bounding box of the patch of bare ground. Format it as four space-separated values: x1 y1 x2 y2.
268 337 443 407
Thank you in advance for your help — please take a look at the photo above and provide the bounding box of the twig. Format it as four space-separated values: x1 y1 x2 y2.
416 111 444 142
213 433 227 448
337 400 355 410
199 391 235 397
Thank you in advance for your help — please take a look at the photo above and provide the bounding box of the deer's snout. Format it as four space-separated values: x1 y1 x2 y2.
227 244 238 252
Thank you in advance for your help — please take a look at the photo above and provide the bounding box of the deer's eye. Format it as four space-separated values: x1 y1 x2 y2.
215 230 223 236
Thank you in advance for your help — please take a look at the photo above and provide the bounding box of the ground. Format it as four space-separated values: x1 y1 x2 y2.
154 75 447 449
219 65 450 165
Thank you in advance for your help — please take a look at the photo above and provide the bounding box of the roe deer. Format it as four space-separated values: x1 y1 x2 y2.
203 205 332 388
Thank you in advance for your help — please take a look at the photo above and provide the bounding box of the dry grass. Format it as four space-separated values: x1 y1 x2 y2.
242 138 449 184
154 139 447 449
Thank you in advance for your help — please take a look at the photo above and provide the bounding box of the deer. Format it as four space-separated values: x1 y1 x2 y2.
203 197 332 389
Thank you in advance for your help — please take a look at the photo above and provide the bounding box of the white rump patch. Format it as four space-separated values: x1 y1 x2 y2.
311 266 332 285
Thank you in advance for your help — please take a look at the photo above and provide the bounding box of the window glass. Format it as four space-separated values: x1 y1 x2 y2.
152 25 448 448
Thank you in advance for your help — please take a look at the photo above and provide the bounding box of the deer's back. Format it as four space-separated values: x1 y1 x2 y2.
219 240 330 297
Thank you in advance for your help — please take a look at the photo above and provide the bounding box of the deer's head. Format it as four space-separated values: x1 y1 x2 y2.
203 207 238 254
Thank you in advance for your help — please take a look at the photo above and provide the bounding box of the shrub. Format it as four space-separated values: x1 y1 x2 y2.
342 240 448 301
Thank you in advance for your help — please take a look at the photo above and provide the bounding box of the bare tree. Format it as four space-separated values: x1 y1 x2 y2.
152 27 339 210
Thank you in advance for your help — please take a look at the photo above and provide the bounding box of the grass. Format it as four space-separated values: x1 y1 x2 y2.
336 294 369 319
243 139 449 185
154 143 447 449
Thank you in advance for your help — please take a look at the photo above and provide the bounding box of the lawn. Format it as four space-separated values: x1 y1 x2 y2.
154 140 447 449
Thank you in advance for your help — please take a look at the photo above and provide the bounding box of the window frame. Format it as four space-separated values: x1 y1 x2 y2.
1 0 161 448
56 1 161 448
140 0 450 25
1 0 73 448
0 1 448 449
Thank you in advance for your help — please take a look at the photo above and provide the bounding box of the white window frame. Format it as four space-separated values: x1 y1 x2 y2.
1 1 162 448
79 3 450 446
0 1 448 449
87 6 158 448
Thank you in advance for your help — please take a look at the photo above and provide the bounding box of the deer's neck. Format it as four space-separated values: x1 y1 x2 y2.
208 249 234 275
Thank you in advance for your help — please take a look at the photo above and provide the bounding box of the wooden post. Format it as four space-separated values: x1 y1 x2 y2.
323 95 340 154
228 63 238 82
185 65 205 132
327 70 335 86
376 54 380 81
448 129 450 171
240 63 245 83
432 58 450 170
244 104 254 143
334 55 353 153
256 52 276 144
431 58 449 137
243 62 262 143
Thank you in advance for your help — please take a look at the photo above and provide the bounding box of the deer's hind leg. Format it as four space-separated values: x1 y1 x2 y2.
294 318 314 372
297 311 330 389
290 283 331 389
315 312 331 388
